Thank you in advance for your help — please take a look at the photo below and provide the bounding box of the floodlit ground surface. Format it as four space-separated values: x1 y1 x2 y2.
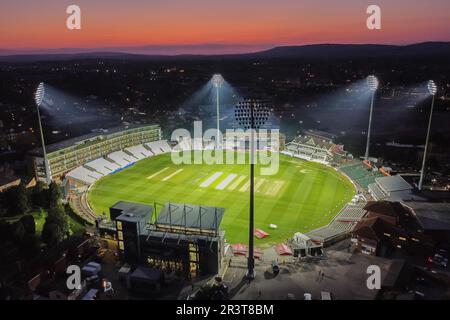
88 152 355 245
225 240 403 300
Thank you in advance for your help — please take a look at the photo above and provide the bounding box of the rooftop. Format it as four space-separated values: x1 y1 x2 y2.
353 216 406 241
403 201 450 231
304 129 338 142
364 201 407 218
292 135 334 150
375 175 412 193
112 201 153 222
130 266 163 282
30 123 160 156
156 203 225 231
353 217 385 241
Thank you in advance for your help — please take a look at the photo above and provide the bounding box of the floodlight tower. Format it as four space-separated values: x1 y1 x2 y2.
364 75 379 160
235 99 270 280
212 74 224 148
34 82 51 185
418 80 438 191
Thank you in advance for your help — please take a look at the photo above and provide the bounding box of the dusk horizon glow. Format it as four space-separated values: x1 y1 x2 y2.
1 0 450 54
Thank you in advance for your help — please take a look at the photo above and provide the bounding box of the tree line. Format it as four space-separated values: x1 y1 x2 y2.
0 181 74 260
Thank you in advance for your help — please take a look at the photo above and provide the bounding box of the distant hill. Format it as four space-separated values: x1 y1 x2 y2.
1 42 450 62
248 42 450 59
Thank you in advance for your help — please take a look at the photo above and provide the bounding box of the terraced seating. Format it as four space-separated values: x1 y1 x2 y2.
368 182 387 200
340 163 382 188
307 226 344 241
329 221 355 232
337 205 366 220
125 145 152 159
66 166 97 185
306 203 366 244
85 158 119 175
107 150 137 167
66 142 169 186
145 140 172 154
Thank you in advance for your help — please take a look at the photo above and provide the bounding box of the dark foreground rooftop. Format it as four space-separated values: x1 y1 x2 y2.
403 201 450 231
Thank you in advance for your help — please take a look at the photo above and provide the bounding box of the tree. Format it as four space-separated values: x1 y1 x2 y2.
41 201 70 247
48 181 62 207
41 222 62 247
3 182 30 216
19 214 36 235
31 181 49 208
11 221 25 243
16 182 30 215
19 234 41 259
0 220 12 242
47 202 70 237
41 180 69 247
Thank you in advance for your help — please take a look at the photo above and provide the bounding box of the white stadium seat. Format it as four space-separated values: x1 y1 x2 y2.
107 151 137 167
145 140 171 154
85 158 120 175
67 166 98 185
125 145 152 159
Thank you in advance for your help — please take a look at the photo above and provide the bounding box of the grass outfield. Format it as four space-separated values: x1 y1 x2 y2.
88 152 355 246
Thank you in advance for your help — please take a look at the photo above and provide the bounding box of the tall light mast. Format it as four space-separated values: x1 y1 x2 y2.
212 74 224 148
34 82 51 184
235 99 270 280
418 80 438 190
365 75 379 160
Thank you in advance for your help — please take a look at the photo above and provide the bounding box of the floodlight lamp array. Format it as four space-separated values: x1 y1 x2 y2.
35 82 45 107
427 80 437 96
235 99 270 130
212 74 224 88
367 75 379 92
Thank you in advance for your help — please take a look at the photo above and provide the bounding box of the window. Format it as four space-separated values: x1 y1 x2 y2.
118 231 123 240
116 221 122 231
118 241 124 250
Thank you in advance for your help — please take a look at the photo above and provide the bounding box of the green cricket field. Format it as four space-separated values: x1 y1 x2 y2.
87 152 355 245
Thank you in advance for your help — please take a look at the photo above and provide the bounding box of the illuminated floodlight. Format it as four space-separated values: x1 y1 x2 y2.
419 80 438 190
34 82 50 184
234 98 270 281
212 74 224 88
427 80 437 96
364 76 379 160
235 99 270 130
35 82 45 106
367 75 379 91
212 74 225 148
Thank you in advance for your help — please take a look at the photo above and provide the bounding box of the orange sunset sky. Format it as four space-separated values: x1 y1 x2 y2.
1 0 449 54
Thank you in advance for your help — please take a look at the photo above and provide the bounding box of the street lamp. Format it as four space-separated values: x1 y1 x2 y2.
364 75 379 160
34 82 51 184
212 74 224 148
418 80 438 191
235 99 270 280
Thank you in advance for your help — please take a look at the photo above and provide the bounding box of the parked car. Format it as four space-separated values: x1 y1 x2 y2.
81 289 99 300
428 249 448 268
